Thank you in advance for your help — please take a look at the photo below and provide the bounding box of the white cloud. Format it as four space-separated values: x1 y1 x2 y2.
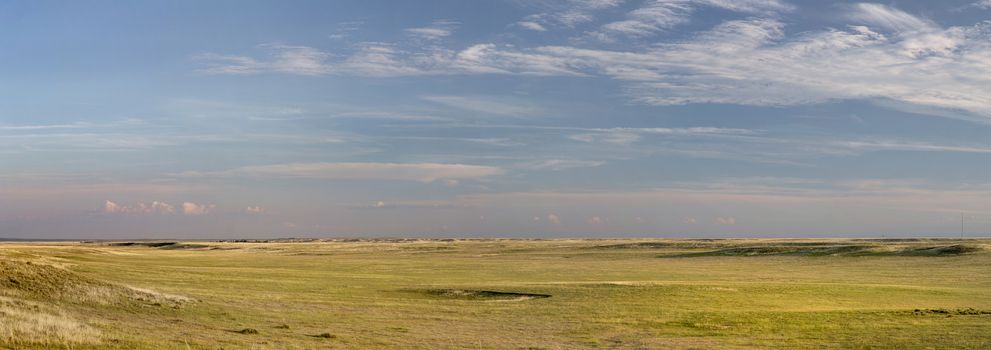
598 1 694 37
533 13 991 118
341 44 429 77
265 44 333 75
520 159 606 170
715 216 737 225
683 217 697 224
569 132 641 144
522 0 625 29
592 0 793 39
180 162 504 183
569 127 756 145
587 216 604 224
347 200 472 210
182 202 215 216
104 200 121 213
448 43 587 76
846 3 936 32
547 214 562 224
103 200 176 214
694 0 793 14
191 53 264 74
245 206 264 214
193 44 332 75
976 0 991 9
152 201 175 214
420 95 542 117
838 141 991 154
0 123 85 131
405 20 458 40
517 21 548 31
194 4 991 120
609 127 757 135
197 43 585 77
406 27 452 39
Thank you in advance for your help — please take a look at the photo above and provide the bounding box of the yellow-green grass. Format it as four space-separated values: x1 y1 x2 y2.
2 238 990 349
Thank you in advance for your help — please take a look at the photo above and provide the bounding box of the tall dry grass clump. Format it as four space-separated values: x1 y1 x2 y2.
0 296 100 346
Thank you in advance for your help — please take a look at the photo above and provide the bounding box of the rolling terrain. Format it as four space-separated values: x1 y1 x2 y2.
1 238 990 349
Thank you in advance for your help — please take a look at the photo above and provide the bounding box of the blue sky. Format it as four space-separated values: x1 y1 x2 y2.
3 0 991 238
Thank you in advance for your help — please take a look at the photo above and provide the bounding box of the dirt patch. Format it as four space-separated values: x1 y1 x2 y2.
412 288 551 301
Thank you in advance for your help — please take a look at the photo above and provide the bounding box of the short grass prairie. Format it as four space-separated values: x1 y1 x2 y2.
1 238 990 349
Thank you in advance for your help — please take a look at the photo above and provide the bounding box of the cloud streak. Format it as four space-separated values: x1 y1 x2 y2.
179 162 504 183
591 0 793 40
405 20 459 40
104 200 177 214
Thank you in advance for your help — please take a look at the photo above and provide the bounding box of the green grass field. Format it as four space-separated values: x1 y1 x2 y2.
2 238 990 349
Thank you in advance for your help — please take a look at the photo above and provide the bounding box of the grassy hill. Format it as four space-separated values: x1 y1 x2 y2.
2 238 990 349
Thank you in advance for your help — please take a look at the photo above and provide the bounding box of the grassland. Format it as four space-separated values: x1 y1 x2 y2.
1 238 990 349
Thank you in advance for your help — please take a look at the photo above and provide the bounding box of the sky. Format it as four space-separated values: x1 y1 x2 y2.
2 0 991 239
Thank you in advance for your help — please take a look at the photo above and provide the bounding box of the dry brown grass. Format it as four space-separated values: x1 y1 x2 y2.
0 296 100 346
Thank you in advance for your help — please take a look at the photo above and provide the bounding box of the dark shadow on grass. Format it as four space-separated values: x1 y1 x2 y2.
402 288 551 301
661 244 984 258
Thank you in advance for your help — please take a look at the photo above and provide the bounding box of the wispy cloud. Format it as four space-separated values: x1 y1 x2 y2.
591 0 793 40
104 200 176 214
182 202 215 215
715 216 736 225
846 3 936 32
328 21 364 40
193 44 332 75
0 123 86 131
519 159 606 170
405 20 459 40
534 11 991 118
195 4 991 120
178 162 504 182
347 200 472 210
196 42 585 77
467 178 991 217
519 0 626 30
569 127 757 145
420 95 542 117
838 141 991 154
517 21 548 31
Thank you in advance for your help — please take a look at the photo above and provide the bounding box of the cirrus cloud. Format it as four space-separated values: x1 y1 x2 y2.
178 162 504 183
194 3 991 120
